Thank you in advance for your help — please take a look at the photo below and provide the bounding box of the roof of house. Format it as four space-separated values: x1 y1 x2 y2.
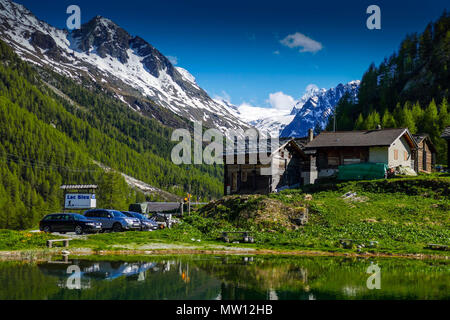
413 134 437 152
223 138 306 157
441 126 450 139
305 128 416 149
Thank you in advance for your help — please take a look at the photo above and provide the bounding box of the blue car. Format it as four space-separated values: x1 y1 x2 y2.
121 211 158 231
84 209 141 232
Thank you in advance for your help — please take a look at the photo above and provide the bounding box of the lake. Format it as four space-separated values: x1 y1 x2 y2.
0 255 448 300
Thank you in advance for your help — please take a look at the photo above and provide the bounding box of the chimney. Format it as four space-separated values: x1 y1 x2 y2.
308 128 314 142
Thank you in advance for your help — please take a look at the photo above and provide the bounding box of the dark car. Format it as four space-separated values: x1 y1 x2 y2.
84 209 141 232
39 213 102 235
121 211 158 231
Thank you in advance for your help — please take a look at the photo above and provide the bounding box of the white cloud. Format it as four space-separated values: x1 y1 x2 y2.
280 32 323 53
273 50 280 55
267 92 295 110
237 91 295 122
237 103 284 122
167 56 178 65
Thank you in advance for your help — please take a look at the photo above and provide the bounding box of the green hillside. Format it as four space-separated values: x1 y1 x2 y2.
0 40 223 230
327 12 450 163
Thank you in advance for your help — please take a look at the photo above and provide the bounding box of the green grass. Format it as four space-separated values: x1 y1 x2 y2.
68 225 209 251
259 191 449 253
252 176 450 254
0 230 62 251
0 176 448 256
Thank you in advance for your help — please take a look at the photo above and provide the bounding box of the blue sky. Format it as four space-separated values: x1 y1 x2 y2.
15 0 449 110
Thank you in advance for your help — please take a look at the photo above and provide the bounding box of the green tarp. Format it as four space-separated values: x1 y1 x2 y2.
337 163 388 181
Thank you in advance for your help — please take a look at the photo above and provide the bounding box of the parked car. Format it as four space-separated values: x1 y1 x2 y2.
149 213 174 229
40 213 102 235
84 209 141 232
121 211 158 231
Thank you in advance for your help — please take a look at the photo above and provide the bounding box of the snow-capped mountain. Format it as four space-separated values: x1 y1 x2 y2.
248 114 296 137
0 0 248 134
289 85 322 115
231 81 360 138
280 81 360 138
243 87 322 136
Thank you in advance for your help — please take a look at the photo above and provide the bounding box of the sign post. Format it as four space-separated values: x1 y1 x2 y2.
65 194 96 209
60 185 98 212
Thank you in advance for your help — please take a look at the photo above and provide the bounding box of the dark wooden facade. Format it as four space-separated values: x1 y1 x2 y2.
414 135 436 173
223 141 307 195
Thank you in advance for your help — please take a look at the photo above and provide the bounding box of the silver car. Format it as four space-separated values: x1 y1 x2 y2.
84 209 141 232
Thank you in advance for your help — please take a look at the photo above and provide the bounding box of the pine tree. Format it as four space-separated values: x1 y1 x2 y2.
411 102 424 129
393 103 405 126
438 98 450 129
403 105 417 133
355 114 365 130
364 111 381 130
423 100 440 138
382 109 396 128
97 171 130 210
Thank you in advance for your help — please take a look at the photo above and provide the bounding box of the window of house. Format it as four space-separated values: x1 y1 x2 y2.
394 149 398 160
404 151 408 161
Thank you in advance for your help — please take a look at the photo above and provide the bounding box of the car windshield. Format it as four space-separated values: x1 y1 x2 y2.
131 212 144 219
72 214 88 221
111 211 127 218
121 212 134 218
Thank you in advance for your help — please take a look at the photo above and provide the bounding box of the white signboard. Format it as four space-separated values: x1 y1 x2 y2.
65 194 96 209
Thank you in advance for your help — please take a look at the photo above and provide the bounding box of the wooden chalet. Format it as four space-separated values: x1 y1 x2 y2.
223 137 310 195
413 134 437 173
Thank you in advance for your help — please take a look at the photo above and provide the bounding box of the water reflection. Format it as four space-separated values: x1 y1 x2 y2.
0 255 447 300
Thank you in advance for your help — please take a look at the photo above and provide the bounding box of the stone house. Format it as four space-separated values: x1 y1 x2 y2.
302 128 418 184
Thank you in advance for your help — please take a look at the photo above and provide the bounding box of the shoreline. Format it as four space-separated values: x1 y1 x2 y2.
0 247 448 262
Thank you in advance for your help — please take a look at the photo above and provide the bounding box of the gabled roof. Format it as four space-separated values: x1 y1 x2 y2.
413 134 437 153
441 126 450 139
223 138 306 158
305 128 416 149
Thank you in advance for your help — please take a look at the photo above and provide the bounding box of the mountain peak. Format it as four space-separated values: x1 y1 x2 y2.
91 15 119 29
281 81 360 138
71 15 131 62
0 0 249 136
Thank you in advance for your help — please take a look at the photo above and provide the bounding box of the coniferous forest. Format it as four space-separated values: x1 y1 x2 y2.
327 12 450 163
0 40 223 230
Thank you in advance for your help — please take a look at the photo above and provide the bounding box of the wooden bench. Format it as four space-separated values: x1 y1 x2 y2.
221 231 255 243
47 239 72 248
